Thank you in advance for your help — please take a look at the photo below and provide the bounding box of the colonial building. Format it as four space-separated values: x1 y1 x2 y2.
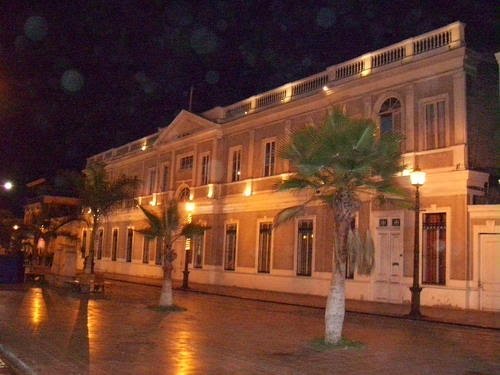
83 22 499 311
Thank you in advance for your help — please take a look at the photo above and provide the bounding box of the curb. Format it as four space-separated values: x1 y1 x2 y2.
0 345 35 375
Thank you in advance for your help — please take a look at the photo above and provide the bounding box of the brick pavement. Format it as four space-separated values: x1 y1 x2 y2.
0 281 499 375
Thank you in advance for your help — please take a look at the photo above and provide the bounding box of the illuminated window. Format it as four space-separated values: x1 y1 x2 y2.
344 218 357 279
200 154 210 185
81 229 87 258
161 165 169 192
422 213 446 285
111 229 118 261
263 141 276 177
258 222 272 273
178 187 191 201
126 228 133 262
224 224 237 271
230 148 242 182
147 168 157 195
142 237 150 264
155 238 162 265
192 233 204 268
96 229 104 260
297 219 313 276
424 100 446 150
379 97 401 135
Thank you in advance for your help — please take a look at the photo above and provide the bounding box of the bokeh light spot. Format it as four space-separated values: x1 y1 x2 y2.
316 8 336 29
61 69 84 92
205 70 219 85
24 16 48 42
190 27 217 55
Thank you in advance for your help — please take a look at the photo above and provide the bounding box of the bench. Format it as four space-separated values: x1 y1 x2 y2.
24 272 45 283
65 278 105 294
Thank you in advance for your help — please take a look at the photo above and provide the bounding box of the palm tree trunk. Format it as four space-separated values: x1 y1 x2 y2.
84 218 98 274
159 262 174 307
324 267 346 344
324 213 350 344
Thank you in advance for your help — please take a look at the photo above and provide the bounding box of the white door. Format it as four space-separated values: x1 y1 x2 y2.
479 234 500 311
374 216 403 303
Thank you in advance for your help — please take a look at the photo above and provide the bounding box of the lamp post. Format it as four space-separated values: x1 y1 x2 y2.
182 201 195 290
409 168 426 319
182 238 191 289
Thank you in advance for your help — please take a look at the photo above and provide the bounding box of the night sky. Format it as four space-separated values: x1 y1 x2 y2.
0 0 498 211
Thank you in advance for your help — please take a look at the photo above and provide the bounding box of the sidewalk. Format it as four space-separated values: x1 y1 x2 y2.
104 273 500 330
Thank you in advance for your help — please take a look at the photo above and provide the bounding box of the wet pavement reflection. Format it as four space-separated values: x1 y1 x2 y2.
0 282 498 374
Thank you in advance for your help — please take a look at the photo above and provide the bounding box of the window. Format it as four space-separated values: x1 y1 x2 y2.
192 233 204 268
264 140 276 177
111 229 118 261
378 97 401 135
224 223 237 271
178 187 191 201
180 155 193 170
81 229 87 258
96 229 104 260
147 168 157 195
200 154 210 185
424 100 446 150
345 218 356 279
161 165 169 192
422 213 446 285
142 236 150 264
126 228 134 262
297 219 313 276
258 222 272 273
230 148 242 182
155 238 162 265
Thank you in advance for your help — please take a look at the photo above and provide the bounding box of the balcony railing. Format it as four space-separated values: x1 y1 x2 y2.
218 22 464 123
87 133 159 164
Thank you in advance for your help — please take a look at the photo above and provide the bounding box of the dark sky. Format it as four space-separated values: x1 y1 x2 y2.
0 0 498 210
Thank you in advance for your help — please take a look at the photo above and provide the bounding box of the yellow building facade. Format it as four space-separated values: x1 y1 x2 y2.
84 22 499 311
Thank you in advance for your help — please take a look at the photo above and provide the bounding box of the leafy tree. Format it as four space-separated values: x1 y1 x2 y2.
138 200 209 307
18 216 78 265
276 112 404 344
69 162 139 273
0 209 22 253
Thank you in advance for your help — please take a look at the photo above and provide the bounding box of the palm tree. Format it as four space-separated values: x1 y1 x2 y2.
138 200 208 307
72 162 139 274
276 112 404 344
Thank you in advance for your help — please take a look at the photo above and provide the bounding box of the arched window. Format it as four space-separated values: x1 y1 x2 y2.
178 187 191 201
378 97 401 135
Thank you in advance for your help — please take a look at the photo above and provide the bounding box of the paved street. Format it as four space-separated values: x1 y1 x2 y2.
0 282 498 375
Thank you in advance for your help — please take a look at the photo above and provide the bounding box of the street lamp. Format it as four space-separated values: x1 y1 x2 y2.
3 181 13 191
409 168 426 319
182 201 195 289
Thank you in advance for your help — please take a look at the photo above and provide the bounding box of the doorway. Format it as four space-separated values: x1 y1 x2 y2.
373 214 404 303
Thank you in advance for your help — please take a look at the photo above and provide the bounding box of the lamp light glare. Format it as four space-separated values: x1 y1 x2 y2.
3 181 13 190
410 168 426 186
185 202 195 213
